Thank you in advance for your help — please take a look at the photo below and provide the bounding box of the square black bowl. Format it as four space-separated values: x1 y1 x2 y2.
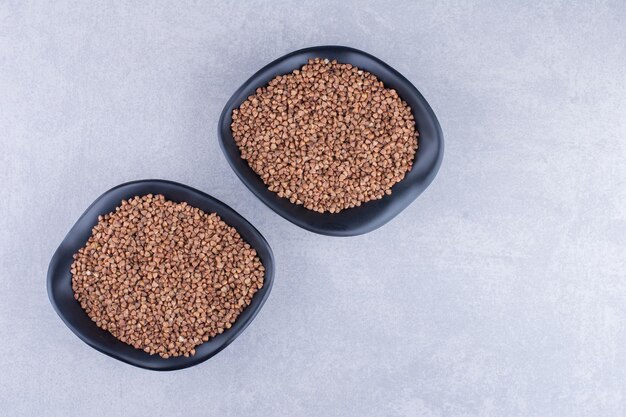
218 45 444 236
47 180 275 371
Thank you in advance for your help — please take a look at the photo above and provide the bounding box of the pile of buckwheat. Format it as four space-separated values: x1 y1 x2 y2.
71 194 265 358
231 58 418 213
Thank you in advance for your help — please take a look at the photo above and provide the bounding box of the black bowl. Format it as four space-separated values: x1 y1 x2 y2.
47 180 275 371
218 45 443 236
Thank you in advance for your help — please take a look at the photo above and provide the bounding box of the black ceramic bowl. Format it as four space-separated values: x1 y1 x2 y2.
219 45 443 236
47 180 274 371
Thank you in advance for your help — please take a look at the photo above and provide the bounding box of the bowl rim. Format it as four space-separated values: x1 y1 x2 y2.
218 45 444 236
47 179 275 371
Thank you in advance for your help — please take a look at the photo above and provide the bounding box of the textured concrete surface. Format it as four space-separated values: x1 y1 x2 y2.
1 1 625 416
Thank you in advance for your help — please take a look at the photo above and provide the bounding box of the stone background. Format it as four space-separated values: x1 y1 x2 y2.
1 1 625 416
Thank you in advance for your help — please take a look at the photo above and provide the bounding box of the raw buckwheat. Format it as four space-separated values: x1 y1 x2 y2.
71 194 265 359
231 58 418 213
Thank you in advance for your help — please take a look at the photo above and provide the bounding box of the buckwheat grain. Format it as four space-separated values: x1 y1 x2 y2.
231 58 418 213
71 194 265 358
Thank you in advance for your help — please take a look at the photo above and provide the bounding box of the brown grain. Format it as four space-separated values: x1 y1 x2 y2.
71 194 265 358
231 58 418 213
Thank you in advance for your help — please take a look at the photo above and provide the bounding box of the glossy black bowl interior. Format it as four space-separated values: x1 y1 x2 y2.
219 45 443 236
47 180 274 371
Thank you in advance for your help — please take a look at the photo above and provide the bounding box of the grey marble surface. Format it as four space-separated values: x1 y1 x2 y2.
1 1 625 416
